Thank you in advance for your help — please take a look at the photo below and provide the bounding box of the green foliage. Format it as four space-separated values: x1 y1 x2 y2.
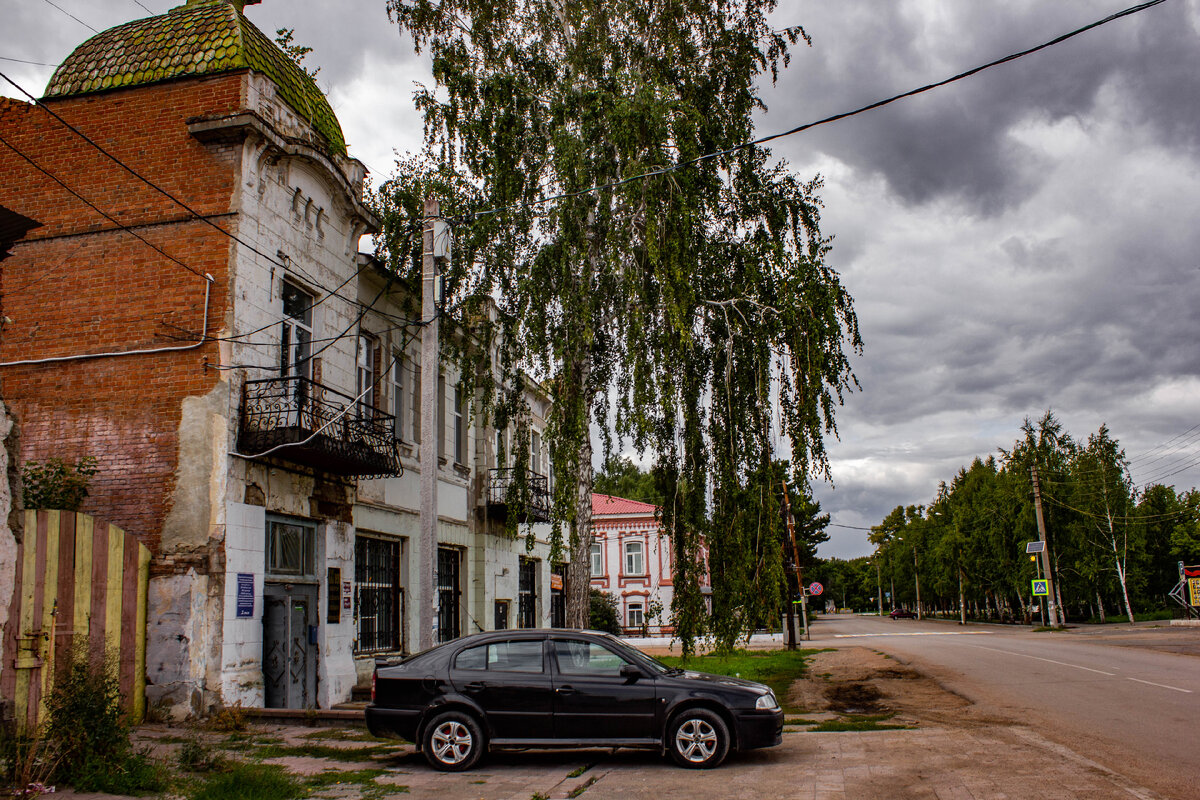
179 737 228 774
0 725 58 796
593 456 661 506
188 762 305 800
810 714 907 732
588 588 621 635
274 28 320 79
21 456 97 510
657 648 812 714
43 645 167 794
863 411 1200 623
380 0 861 644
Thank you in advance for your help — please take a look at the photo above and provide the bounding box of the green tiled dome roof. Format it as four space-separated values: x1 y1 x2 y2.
45 0 346 154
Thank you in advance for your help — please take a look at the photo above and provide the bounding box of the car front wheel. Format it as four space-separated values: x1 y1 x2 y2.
668 708 730 769
422 710 484 771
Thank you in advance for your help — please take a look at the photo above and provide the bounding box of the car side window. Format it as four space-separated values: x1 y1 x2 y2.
553 639 630 677
454 644 487 671
486 640 544 673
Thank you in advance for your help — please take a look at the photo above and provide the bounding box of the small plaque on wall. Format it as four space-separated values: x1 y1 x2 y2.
236 573 254 618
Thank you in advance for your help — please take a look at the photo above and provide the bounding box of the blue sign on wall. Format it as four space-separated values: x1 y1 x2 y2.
237 573 255 618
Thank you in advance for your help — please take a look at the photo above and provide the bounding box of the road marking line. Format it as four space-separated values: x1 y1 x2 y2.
832 631 993 638
1127 677 1192 693
967 644 1116 676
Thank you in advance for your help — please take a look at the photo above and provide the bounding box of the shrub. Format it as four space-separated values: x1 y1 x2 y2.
21 456 98 510
588 588 621 635
43 645 166 794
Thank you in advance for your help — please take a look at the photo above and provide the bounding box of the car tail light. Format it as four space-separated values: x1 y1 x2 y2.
371 670 376 703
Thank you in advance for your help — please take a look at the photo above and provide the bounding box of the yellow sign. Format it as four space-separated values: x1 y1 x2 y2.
1188 576 1200 607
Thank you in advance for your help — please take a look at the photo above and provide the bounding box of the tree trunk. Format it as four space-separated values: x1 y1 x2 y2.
1114 551 1136 625
564 360 595 629
1095 590 1106 623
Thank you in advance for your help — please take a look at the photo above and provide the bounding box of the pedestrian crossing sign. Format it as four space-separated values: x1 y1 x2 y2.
1032 579 1049 597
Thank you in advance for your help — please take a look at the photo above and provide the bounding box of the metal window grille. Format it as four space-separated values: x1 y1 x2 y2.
438 547 461 642
518 557 538 628
354 536 402 653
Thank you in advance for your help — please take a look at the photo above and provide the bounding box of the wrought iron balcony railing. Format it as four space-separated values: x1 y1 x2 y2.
239 376 402 478
485 467 551 523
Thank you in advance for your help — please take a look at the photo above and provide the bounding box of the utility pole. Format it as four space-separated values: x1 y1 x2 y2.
1030 464 1063 628
418 197 440 651
781 483 807 643
912 546 921 620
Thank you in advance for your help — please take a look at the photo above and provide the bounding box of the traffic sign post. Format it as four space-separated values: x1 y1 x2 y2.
808 582 824 597
1032 579 1049 597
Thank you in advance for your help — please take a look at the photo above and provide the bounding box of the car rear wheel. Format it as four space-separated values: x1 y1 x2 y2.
668 708 730 769
423 710 484 771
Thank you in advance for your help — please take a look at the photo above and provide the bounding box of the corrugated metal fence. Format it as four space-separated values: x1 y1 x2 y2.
1 510 149 731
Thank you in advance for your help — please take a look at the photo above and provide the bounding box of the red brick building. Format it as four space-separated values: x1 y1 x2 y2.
0 0 564 716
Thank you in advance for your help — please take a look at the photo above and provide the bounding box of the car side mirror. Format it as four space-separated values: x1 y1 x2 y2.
620 664 643 682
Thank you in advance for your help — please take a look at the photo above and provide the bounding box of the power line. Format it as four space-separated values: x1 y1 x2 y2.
454 0 1168 223
39 0 98 34
0 56 58 67
0 131 209 280
0 69 330 284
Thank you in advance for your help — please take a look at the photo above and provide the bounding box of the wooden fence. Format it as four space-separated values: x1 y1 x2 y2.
1 510 149 731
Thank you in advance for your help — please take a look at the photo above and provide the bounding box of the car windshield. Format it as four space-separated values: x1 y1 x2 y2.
598 634 675 675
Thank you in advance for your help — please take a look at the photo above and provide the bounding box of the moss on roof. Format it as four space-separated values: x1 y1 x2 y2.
44 0 345 155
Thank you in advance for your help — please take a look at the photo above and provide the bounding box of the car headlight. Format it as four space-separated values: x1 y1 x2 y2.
755 692 780 711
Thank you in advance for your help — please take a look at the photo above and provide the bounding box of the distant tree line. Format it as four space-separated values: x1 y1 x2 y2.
812 412 1200 623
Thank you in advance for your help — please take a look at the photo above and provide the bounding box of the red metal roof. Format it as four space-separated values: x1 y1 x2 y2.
592 493 658 516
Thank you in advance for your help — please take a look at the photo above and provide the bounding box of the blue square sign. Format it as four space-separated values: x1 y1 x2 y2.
1031 579 1049 597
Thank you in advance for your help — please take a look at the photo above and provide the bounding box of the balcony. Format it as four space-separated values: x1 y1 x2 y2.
239 376 402 478
485 468 551 523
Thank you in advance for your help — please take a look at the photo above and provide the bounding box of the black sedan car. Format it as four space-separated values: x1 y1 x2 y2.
366 629 783 771
889 608 917 619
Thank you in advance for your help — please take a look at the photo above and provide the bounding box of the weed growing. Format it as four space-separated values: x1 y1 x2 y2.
187 762 305 800
810 714 908 732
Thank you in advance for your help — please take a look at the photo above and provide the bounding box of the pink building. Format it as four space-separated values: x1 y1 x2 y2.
590 493 675 635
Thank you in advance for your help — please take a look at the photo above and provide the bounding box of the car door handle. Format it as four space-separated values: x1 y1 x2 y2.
464 681 486 692
555 686 577 695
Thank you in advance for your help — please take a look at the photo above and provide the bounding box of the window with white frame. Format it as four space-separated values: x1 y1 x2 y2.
356 334 377 418
531 431 542 475
453 383 466 464
624 539 644 576
590 543 602 577
627 602 644 629
266 516 315 578
280 280 313 379
391 353 405 440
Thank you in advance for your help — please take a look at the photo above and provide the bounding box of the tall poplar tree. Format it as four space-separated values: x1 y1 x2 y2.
383 0 861 647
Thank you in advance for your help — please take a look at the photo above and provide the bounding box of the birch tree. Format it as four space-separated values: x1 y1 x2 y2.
383 0 861 646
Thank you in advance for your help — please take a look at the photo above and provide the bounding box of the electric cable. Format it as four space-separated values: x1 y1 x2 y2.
39 0 98 34
0 130 209 279
450 0 1168 224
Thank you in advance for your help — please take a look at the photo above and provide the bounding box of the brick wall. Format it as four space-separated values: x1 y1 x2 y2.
0 74 245 553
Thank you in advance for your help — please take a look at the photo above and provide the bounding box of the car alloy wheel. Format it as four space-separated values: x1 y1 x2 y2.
668 708 730 769
423 711 484 771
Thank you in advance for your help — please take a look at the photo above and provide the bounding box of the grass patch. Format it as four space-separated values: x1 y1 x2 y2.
1082 609 1175 625
251 743 401 762
569 776 599 797
221 733 284 746
810 714 908 732
566 763 592 778
188 762 305 800
656 649 816 714
783 717 823 726
300 729 382 742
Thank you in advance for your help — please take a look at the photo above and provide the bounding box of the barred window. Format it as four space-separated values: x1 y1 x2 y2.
354 535 402 654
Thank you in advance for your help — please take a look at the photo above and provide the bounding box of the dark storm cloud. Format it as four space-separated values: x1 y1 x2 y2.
767 0 1200 213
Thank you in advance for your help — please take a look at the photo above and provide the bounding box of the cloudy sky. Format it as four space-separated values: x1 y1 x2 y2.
4 0 1199 558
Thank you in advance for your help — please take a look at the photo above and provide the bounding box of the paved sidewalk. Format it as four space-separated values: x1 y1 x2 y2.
47 720 1163 800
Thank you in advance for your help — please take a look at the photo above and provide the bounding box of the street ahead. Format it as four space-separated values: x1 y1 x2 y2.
807 614 1200 798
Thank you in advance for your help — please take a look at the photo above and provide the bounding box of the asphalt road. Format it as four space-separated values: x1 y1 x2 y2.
807 615 1200 798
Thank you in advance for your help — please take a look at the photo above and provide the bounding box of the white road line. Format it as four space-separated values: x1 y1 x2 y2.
832 631 994 638
1127 677 1192 693
967 644 1116 676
